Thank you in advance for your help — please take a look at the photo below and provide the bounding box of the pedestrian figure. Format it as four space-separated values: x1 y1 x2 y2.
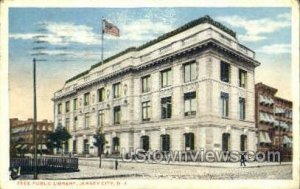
115 159 118 170
9 166 21 180
240 152 246 166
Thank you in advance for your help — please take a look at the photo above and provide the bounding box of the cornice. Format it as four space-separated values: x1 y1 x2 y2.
53 40 260 101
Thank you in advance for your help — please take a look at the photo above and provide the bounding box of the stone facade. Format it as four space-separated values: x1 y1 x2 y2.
53 16 260 156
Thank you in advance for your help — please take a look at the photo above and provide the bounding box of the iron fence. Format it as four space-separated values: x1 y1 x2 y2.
10 157 79 174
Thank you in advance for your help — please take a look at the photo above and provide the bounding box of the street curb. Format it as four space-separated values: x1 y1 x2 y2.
44 173 145 180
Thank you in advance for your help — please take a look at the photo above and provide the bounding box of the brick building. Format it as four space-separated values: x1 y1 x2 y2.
255 83 292 157
53 16 260 156
10 118 54 155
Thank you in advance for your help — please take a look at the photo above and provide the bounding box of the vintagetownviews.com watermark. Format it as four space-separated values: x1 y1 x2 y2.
120 148 281 163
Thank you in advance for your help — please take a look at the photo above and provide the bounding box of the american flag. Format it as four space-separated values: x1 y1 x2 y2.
103 19 120 37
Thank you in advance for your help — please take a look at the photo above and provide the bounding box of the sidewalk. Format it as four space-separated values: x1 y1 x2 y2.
80 157 292 168
18 158 292 180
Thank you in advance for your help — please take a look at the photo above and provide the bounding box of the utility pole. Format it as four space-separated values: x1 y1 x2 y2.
33 58 38 179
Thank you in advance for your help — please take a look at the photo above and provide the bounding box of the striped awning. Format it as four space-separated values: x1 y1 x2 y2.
264 132 272 143
259 112 276 124
21 144 28 150
280 122 289 130
38 144 48 150
259 95 266 104
259 95 274 105
275 107 285 114
259 132 272 144
274 120 280 127
283 136 292 144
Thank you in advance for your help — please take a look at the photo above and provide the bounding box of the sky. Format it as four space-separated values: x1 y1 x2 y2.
8 7 292 121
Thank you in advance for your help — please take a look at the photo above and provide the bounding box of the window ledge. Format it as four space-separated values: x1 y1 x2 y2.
161 118 172 121
184 115 196 118
142 91 151 94
221 116 230 120
161 86 172 90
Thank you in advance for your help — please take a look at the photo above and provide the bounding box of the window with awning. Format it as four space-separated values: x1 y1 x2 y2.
282 136 292 144
259 95 274 105
259 112 276 124
259 131 272 144
280 122 289 130
274 120 280 127
275 107 285 114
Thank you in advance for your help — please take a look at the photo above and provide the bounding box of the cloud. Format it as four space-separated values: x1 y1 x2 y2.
216 13 290 42
10 22 101 45
10 18 175 46
258 44 291 54
112 19 174 41
10 33 39 40
29 48 114 63
44 22 101 45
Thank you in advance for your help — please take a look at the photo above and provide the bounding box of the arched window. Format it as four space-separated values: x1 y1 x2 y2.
161 134 170 152
112 137 120 152
240 135 247 151
184 133 195 150
222 133 230 151
141 136 150 151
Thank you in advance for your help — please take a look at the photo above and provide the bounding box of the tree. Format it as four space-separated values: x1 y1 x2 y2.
47 123 71 155
93 128 106 168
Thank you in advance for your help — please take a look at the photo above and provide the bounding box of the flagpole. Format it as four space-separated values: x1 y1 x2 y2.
33 58 38 179
101 17 104 65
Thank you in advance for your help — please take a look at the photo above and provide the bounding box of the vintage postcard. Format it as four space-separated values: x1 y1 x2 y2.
0 0 299 189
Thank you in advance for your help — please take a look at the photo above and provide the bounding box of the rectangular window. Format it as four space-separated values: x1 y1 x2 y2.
184 92 196 116
161 134 170 151
65 118 70 131
98 88 105 102
220 61 230 82
58 103 62 114
184 133 195 150
184 62 197 82
98 110 105 127
113 83 121 98
239 69 247 88
161 97 172 119
239 97 246 120
73 116 77 131
73 98 78 110
161 69 172 88
84 92 90 106
84 113 90 129
72 140 77 154
221 92 229 118
114 106 121 124
65 101 70 113
142 75 151 93
142 101 151 121
83 139 89 154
